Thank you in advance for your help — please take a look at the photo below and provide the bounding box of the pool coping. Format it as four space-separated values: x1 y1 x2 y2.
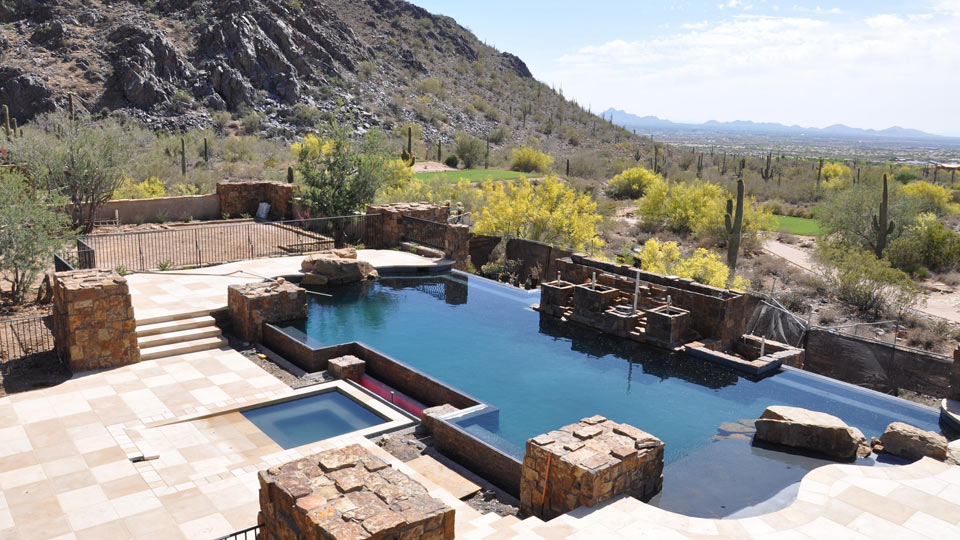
135 380 417 452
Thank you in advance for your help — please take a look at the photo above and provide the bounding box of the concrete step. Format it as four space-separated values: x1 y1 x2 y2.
140 335 227 361
138 326 223 349
136 315 217 337
135 309 216 327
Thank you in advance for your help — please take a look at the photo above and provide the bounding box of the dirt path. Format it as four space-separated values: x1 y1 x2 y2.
763 237 960 324
412 161 455 173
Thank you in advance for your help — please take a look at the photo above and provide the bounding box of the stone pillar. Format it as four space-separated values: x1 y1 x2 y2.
258 444 455 540
328 355 365 383
52 269 140 372
443 224 471 271
218 181 293 220
227 280 306 343
520 415 663 521
952 345 960 400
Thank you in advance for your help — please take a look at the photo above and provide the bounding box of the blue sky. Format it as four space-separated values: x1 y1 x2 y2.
408 1 960 136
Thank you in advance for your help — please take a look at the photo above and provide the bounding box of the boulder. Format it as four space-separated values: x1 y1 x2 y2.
879 422 947 461
948 439 960 466
754 405 870 461
301 250 377 286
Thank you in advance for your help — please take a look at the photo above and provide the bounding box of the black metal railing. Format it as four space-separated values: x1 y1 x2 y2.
55 215 383 274
401 215 446 251
0 315 55 363
213 525 259 540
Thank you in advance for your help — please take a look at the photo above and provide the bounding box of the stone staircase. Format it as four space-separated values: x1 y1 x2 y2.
136 310 227 361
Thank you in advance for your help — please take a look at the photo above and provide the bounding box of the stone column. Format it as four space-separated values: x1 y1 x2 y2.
227 280 306 343
520 415 663 521
443 224 471 271
258 444 455 540
52 269 140 372
952 345 960 400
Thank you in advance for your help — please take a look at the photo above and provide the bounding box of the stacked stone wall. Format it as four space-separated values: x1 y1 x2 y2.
258 444 455 540
52 269 139 372
953 346 960 400
519 415 664 521
228 280 306 343
217 181 294 221
366 202 449 247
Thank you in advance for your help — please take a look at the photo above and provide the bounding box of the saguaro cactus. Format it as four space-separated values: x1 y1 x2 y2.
725 178 745 280
400 127 415 166
633 148 641 162
2 104 9 140
181 138 187 176
69 93 75 121
203 137 209 162
816 157 823 187
871 174 895 258
437 140 442 162
287 166 295 184
696 153 703 179
762 153 773 181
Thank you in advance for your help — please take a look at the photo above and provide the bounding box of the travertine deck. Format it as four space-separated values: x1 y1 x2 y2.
2 258 958 539
126 251 443 322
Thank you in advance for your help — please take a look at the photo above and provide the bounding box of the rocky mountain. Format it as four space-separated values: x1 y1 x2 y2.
0 0 630 152
605 108 955 142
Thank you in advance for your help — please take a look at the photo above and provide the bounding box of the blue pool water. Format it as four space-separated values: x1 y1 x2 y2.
242 391 386 449
282 274 943 517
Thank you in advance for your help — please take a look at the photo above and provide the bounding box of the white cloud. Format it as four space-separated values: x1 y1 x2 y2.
547 9 960 135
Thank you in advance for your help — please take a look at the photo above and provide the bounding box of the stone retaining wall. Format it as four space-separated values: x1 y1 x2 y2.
520 415 664 521
805 329 953 397
227 280 306 343
52 269 139 372
366 202 450 247
218 181 294 221
257 444 455 540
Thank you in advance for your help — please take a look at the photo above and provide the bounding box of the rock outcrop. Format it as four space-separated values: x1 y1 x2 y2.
754 405 871 461
879 422 948 461
301 248 378 286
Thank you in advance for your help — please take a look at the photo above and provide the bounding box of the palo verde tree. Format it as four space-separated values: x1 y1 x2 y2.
10 111 134 234
474 176 604 252
0 172 74 305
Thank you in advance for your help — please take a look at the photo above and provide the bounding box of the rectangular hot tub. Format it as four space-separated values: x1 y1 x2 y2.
242 389 389 449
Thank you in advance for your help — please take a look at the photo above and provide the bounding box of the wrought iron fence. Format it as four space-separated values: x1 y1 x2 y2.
401 215 446 251
0 315 55 363
55 215 382 273
213 525 259 540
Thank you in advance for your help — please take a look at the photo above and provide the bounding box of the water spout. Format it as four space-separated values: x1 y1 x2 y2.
632 269 640 314
592 272 597 291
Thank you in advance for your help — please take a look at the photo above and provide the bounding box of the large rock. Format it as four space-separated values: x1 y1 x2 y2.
754 405 870 461
879 422 948 461
301 249 377 286
948 439 960 466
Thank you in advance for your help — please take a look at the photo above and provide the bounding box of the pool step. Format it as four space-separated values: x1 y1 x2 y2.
138 326 223 348
135 308 217 327
136 315 218 338
139 335 227 361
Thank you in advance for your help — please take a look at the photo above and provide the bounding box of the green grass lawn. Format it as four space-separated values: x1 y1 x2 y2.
770 215 823 236
412 169 540 184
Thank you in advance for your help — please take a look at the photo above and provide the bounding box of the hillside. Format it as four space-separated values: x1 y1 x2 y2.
0 0 638 158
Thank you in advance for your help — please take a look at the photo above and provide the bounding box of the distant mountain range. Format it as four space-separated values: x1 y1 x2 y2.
603 109 956 141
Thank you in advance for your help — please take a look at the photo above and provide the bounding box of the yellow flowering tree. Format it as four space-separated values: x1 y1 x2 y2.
607 167 661 200
636 177 772 242
474 176 604 252
638 238 748 289
820 162 851 190
900 180 959 216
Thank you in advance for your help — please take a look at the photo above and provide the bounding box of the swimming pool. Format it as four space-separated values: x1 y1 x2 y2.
279 274 943 517
242 389 388 449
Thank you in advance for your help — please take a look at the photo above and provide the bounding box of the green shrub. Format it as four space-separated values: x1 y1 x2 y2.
416 77 445 98
167 90 196 114
241 111 263 133
444 155 459 168
288 103 323 127
886 213 960 273
815 245 921 317
487 126 508 145
607 167 660 200
211 111 232 130
894 169 919 183
509 146 553 173
455 135 485 169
